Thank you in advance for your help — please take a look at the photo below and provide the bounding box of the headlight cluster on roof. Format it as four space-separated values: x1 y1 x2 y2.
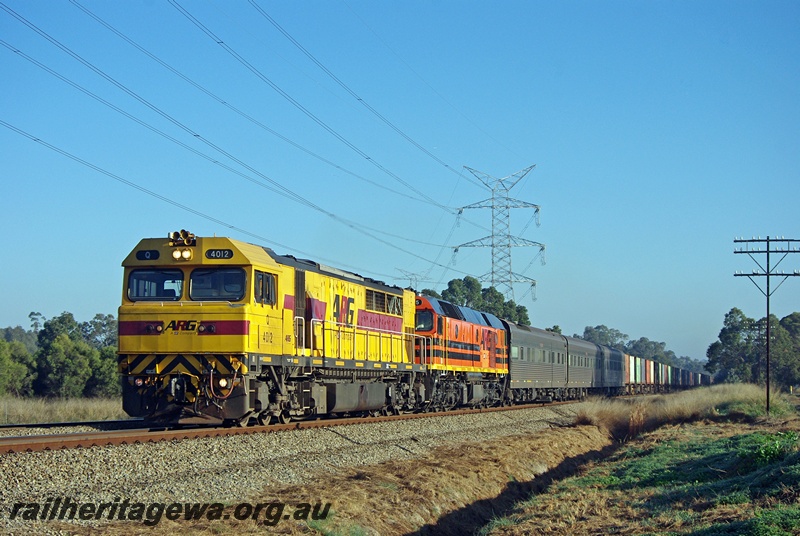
169 229 195 261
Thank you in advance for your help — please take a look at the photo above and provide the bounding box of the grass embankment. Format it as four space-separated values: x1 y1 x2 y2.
0 396 126 424
482 384 800 536
45 385 800 535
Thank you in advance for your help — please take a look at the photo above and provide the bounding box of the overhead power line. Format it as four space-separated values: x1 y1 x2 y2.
0 119 483 284
0 38 453 251
1 3 474 251
247 0 485 191
1 1 490 286
341 0 526 164
68 0 427 205
169 0 452 212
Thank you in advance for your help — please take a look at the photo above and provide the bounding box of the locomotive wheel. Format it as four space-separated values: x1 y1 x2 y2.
257 412 273 426
278 411 291 424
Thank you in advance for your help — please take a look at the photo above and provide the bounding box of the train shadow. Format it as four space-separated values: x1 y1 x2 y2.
406 442 622 536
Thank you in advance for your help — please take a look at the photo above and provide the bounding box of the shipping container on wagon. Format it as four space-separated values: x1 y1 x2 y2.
626 354 634 385
636 356 644 385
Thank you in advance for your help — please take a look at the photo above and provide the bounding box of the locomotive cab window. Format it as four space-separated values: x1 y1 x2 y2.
128 269 183 301
415 310 433 331
254 271 276 305
189 268 245 301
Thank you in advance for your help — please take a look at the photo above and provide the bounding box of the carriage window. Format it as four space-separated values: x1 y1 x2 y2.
190 268 245 301
128 269 183 301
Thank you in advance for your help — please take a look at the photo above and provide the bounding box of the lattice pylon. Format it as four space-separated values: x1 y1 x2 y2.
455 165 545 300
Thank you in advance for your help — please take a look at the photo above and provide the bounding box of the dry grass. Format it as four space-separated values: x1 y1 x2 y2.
0 396 126 424
575 383 789 441
486 410 800 536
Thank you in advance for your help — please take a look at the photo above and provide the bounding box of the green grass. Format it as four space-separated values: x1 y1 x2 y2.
689 507 800 536
478 388 800 535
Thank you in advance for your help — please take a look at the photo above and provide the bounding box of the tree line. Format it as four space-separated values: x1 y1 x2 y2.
3 297 796 399
566 324 708 373
0 312 119 398
706 308 800 388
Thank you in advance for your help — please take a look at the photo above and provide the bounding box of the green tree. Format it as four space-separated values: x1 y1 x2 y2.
420 289 442 299
546 325 562 334
80 313 118 350
625 337 676 365
760 315 798 389
674 355 708 374
2 325 37 354
28 311 45 333
706 308 759 383
84 346 121 397
34 333 94 398
779 312 800 385
0 340 33 396
513 304 530 326
442 276 483 308
480 286 505 318
577 325 629 352
426 277 531 325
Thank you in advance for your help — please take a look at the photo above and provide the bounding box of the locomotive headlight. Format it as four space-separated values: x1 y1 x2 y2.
172 248 193 260
218 378 229 388
134 378 144 387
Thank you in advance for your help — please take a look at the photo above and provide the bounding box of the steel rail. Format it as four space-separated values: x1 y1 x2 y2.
0 401 577 454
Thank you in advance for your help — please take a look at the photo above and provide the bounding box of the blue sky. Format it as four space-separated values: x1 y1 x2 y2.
2 0 799 361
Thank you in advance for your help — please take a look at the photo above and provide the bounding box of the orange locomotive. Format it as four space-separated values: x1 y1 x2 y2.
414 295 508 408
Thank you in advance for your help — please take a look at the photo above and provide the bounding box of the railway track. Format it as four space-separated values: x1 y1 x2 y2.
0 400 578 454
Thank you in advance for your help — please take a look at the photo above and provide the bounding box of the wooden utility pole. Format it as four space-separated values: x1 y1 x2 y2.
734 236 800 414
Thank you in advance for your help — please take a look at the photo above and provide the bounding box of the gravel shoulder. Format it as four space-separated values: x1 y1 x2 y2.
0 404 584 534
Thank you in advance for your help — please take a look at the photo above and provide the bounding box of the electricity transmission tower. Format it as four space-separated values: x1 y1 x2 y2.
455 165 545 300
734 236 800 414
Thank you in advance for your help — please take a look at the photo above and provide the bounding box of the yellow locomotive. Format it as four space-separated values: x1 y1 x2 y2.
118 230 422 425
